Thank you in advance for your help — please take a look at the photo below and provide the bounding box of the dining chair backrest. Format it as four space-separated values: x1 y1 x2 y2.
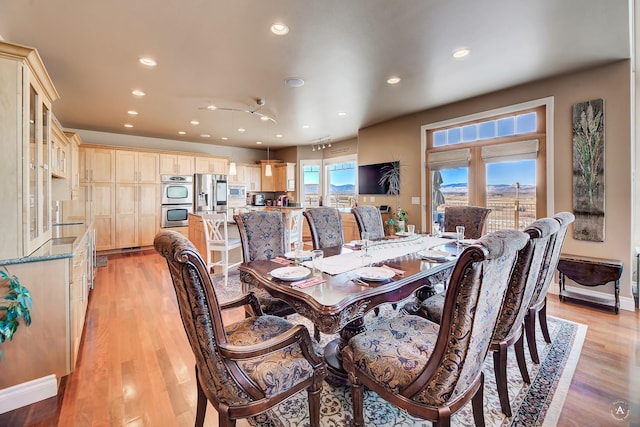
443 205 491 239
303 207 345 249
287 209 305 252
351 205 385 240
234 210 287 261
492 217 560 343
412 229 528 404
528 212 575 309
153 230 250 406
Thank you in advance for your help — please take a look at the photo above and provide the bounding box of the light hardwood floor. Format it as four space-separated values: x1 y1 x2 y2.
1 250 638 426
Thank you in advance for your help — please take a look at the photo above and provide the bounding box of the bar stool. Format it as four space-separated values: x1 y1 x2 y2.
202 212 242 287
287 209 305 251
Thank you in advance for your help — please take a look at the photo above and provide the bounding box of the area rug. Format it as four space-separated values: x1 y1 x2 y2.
214 271 587 427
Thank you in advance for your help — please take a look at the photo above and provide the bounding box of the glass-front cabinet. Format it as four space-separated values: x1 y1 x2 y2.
0 40 59 259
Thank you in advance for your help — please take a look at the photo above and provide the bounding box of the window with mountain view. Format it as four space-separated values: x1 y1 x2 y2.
300 156 357 208
428 106 546 232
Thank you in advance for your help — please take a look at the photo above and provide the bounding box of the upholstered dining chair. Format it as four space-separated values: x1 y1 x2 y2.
201 212 242 287
351 205 385 240
153 230 326 427
235 210 320 341
303 207 345 249
417 218 560 417
524 211 575 363
342 229 529 427
443 205 492 239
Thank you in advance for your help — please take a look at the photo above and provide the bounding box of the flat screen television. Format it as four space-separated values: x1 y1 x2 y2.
358 161 399 195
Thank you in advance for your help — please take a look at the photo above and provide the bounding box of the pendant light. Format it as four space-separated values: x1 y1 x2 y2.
265 146 272 176
229 162 237 176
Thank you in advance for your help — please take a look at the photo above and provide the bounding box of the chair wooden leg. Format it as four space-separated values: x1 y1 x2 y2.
515 334 530 384
195 367 207 427
539 298 552 343
313 325 320 342
524 308 540 364
472 373 486 427
350 381 365 427
307 383 322 427
492 344 512 417
435 407 452 427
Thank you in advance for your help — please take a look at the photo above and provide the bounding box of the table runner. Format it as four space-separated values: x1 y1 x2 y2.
303 235 453 275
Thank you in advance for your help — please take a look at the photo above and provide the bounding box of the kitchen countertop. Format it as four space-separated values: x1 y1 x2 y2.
0 222 93 266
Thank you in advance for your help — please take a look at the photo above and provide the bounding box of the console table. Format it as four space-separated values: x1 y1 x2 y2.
557 254 623 313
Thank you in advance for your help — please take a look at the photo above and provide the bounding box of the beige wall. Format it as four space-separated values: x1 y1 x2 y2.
358 60 634 305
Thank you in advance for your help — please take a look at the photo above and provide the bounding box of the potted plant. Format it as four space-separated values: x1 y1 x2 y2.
378 161 407 232
0 267 33 361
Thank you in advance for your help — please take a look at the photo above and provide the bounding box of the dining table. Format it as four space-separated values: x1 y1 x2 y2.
238 234 462 383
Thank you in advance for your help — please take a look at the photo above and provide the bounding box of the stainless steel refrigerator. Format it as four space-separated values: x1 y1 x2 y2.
194 174 228 212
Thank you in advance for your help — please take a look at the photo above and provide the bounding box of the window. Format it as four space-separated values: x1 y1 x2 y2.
427 106 546 232
300 155 357 208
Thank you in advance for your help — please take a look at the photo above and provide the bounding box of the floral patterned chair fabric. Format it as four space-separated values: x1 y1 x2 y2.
153 230 326 427
351 205 385 240
234 211 297 318
443 205 492 239
342 229 529 427
524 212 575 363
417 218 560 416
303 207 345 249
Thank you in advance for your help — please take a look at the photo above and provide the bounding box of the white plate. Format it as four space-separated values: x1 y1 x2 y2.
353 267 395 281
458 239 478 246
270 266 311 281
440 231 458 238
284 250 314 261
395 231 413 237
417 249 451 261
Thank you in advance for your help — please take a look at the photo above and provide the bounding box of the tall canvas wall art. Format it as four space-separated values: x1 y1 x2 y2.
572 98 605 241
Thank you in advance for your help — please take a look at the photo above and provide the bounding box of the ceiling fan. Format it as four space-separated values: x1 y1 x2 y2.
199 98 277 124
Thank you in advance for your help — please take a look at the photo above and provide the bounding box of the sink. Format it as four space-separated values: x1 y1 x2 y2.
51 236 77 245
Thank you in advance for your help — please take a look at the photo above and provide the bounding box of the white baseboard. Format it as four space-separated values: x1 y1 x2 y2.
0 375 58 414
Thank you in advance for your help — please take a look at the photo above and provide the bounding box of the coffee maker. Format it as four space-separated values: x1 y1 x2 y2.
252 194 265 206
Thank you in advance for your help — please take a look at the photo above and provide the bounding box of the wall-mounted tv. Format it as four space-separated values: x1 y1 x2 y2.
358 161 399 195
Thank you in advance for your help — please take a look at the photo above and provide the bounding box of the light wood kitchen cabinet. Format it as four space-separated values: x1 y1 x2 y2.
160 153 194 175
248 165 261 191
260 161 278 191
116 150 160 183
274 162 296 192
51 119 69 179
80 146 116 183
195 155 228 175
69 230 92 368
92 182 116 251
0 40 59 259
65 132 83 196
115 150 160 248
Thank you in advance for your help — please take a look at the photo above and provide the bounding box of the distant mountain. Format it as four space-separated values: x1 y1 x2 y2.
440 183 535 194
304 184 356 194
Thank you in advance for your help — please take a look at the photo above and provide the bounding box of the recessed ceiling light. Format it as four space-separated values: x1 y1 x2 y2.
127 110 138 116
452 47 471 59
284 77 305 88
256 141 263 145
124 124 134 128
221 136 228 140
386 76 401 85
190 120 200 126
237 128 246 133
302 125 309 129
178 131 186 135
270 23 289 35
200 134 211 138
207 104 217 110
275 134 283 138
338 112 347 117
131 89 145 97
138 57 157 67
260 116 270 121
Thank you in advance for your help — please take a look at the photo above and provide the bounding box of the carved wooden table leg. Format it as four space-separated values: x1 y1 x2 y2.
324 317 366 386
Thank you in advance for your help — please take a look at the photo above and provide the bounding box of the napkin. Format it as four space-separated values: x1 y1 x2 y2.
271 257 291 265
291 277 326 288
382 265 405 276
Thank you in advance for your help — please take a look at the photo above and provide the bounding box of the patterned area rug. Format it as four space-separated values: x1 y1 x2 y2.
214 271 586 427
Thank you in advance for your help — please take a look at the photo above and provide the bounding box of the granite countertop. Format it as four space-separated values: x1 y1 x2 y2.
0 222 93 266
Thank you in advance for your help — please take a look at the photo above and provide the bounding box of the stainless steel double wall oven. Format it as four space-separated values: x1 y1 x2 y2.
161 175 193 227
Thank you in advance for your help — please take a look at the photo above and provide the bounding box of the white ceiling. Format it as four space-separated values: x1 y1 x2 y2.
0 0 630 150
